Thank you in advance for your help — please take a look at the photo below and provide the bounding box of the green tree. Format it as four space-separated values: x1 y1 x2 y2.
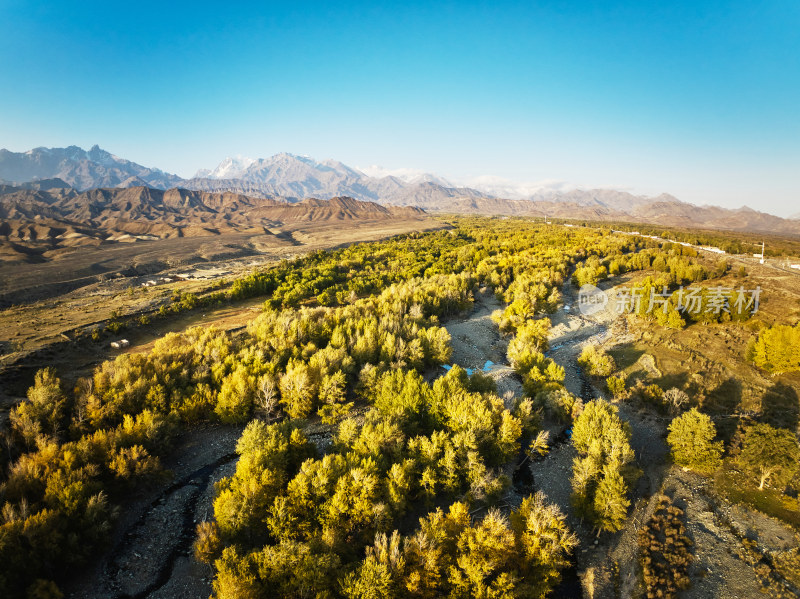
578 345 616 378
279 360 315 419
738 423 800 490
510 491 577 594
370 369 429 430
571 400 634 466
667 408 723 473
593 464 630 533
215 366 256 424
194 521 222 565
571 400 635 531
341 555 395 599
11 368 66 445
747 324 800 374
536 387 583 423
663 307 686 330
447 510 517 598
606 375 626 399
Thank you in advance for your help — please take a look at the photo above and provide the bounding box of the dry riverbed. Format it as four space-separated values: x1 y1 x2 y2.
64 276 800 599
448 279 800 599
64 424 244 599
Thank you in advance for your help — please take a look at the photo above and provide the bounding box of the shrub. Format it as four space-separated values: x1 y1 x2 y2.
536 387 583 423
663 387 690 415
26 579 63 599
606 375 626 399
632 381 664 408
578 345 615 378
105 320 125 334
638 495 693 598
194 521 222 565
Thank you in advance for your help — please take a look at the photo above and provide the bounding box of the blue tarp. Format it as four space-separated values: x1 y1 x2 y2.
443 360 495 376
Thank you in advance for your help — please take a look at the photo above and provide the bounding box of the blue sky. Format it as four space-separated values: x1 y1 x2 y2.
1 0 798 215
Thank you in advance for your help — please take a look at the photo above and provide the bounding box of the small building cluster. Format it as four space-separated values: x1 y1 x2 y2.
698 245 726 254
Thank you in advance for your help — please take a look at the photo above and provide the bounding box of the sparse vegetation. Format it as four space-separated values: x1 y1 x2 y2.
638 495 693 598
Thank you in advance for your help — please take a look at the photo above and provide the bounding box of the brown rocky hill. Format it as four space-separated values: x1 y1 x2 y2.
0 186 425 264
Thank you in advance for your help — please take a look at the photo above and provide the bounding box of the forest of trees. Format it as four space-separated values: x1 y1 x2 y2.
747 323 800 374
0 220 630 596
1 217 797 597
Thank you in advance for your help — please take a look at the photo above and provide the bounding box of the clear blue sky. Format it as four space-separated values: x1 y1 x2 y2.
1 0 798 215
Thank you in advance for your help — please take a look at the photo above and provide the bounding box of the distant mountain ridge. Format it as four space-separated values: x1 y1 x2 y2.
0 185 421 236
0 184 424 268
0 146 183 190
2 145 798 236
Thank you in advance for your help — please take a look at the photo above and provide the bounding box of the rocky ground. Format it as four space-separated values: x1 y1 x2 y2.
64 424 244 599
444 279 800 598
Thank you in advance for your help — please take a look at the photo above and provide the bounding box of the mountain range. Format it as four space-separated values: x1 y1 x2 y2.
0 183 423 269
1 145 799 236
0 185 421 239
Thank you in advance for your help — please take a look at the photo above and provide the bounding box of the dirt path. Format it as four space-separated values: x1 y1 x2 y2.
544 280 675 598
441 284 596 596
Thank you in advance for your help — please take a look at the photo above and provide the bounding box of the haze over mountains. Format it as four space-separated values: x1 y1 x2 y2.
0 146 183 190
2 145 799 236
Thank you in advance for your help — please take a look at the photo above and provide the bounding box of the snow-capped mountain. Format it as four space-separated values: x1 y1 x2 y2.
357 165 454 187
2 145 798 235
0 145 183 190
193 156 258 180
185 152 475 203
